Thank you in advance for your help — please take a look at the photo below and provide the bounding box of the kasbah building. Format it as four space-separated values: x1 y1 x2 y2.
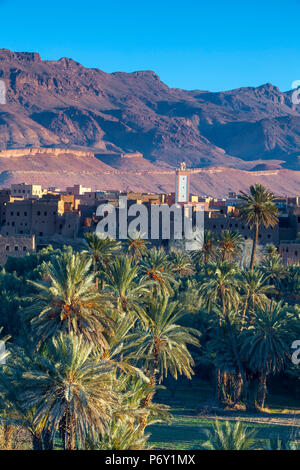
1 167 300 266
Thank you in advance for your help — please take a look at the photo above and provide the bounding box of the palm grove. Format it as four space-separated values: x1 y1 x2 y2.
0 184 299 450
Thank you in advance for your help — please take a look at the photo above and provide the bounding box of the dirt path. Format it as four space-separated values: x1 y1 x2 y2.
198 410 300 428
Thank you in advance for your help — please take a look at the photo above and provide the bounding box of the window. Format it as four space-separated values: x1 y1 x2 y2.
44 211 47 216
39 232 43 236
37 211 41 216
24 212 27 216
5 246 9 251
295 251 298 257
17 212 20 216
23 246 27 252
10 211 13 216
14 246 18 251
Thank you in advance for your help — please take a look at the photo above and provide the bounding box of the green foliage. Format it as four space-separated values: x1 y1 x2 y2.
202 420 259 450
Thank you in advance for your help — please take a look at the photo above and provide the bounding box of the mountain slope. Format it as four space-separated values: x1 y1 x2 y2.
0 49 300 170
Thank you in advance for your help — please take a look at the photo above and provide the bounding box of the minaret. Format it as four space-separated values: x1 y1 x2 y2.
175 162 190 204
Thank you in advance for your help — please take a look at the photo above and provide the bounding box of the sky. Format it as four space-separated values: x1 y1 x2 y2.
1 0 300 92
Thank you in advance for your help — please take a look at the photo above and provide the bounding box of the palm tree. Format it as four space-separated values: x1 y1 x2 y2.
123 232 150 261
169 250 195 278
200 261 247 395
260 254 286 293
202 420 258 450
87 421 151 450
239 184 278 270
218 230 244 262
241 300 293 409
238 269 274 321
102 255 151 325
83 233 121 288
16 334 119 450
199 261 241 314
140 248 177 297
124 296 200 410
28 250 113 350
192 230 217 265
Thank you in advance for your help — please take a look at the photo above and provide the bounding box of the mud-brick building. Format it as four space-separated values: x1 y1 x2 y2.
0 234 35 266
279 242 300 265
0 198 80 245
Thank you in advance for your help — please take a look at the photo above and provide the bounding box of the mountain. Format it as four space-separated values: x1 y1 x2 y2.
1 49 300 196
1 48 300 170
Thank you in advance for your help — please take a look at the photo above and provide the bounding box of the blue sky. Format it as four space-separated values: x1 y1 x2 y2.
1 0 300 92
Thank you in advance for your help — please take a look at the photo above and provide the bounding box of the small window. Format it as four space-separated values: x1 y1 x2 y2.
17 212 20 216
23 246 27 252
39 232 43 236
5 246 9 251
24 212 27 216
37 211 41 216
15 246 19 251
295 251 298 257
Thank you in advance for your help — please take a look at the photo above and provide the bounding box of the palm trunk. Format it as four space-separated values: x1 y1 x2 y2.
242 294 249 324
140 349 159 432
32 433 43 450
3 423 14 450
43 430 54 450
250 222 259 270
257 370 267 409
215 368 222 402
220 289 248 401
